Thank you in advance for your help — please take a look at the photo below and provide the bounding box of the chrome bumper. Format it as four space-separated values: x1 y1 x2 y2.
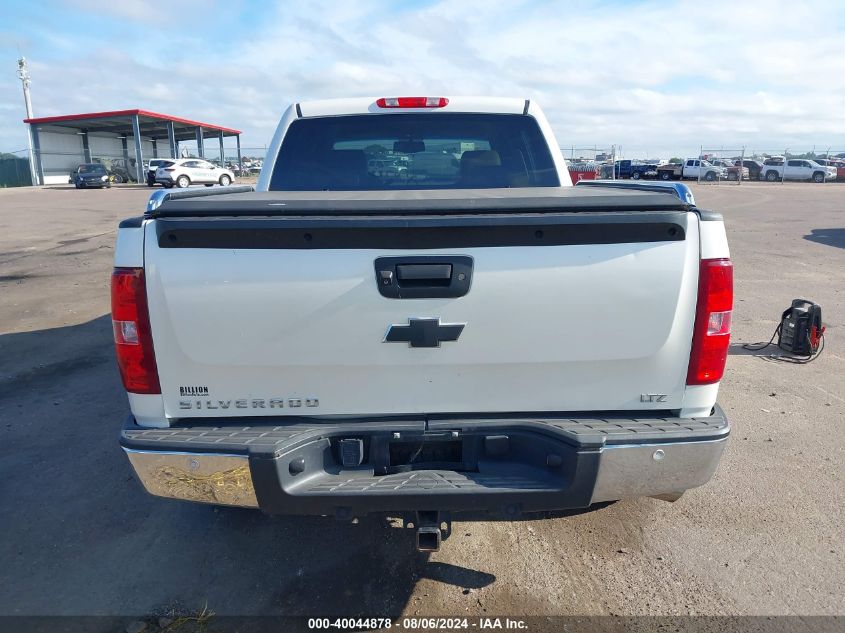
590 437 727 503
125 450 259 508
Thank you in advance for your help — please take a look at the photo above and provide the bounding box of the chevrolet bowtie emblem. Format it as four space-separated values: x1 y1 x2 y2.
384 318 465 348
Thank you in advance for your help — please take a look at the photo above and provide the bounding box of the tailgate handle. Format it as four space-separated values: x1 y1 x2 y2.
375 256 473 299
396 264 452 283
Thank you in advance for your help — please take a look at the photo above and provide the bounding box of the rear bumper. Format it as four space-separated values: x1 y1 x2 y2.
120 407 729 517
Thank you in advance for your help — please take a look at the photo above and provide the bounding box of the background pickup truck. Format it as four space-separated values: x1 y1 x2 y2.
614 159 659 179
657 159 726 181
760 158 837 182
113 96 732 551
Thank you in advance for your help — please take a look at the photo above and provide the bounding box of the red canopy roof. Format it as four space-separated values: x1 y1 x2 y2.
24 109 241 136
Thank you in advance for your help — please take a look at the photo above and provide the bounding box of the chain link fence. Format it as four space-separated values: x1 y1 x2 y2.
0 149 32 188
5 140 843 188
571 144 845 184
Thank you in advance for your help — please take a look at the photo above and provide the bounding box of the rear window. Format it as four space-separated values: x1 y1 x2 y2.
269 113 559 190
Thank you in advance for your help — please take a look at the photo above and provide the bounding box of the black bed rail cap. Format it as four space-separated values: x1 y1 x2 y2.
146 185 255 216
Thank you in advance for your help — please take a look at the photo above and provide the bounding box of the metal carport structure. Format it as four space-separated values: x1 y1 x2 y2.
22 109 242 185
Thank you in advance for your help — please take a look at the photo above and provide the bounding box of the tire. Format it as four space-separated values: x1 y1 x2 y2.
113 174 124 184
704 171 716 181
164 182 174 189
219 174 232 186
74 182 81 189
631 171 641 180
765 170 779 182
813 172 825 183
176 175 190 188
660 172 671 180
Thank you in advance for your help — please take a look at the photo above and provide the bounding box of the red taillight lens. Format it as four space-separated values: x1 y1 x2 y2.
687 258 733 385
376 97 449 108
111 268 160 394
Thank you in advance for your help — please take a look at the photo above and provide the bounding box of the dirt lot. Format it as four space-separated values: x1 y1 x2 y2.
0 183 842 624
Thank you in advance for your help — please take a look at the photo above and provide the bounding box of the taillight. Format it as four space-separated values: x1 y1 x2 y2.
376 97 449 108
111 268 160 394
164 168 176 172
687 258 733 385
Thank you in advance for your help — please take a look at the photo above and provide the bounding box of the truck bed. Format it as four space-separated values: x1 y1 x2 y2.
133 183 714 421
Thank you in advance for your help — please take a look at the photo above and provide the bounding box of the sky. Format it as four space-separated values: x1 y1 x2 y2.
2 0 845 159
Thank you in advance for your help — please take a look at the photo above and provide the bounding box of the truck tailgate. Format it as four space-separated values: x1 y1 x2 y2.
143 200 700 420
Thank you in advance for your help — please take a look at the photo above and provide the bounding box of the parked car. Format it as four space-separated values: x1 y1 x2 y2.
709 159 749 181
761 159 837 182
813 158 845 169
815 158 845 181
656 159 725 181
145 159 172 187
116 95 732 552
735 160 765 181
155 158 235 188
69 163 111 189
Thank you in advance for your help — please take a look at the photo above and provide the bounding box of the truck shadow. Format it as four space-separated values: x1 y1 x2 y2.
0 315 494 619
804 227 845 250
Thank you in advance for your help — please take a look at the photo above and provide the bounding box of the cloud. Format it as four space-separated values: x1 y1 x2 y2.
1 0 844 158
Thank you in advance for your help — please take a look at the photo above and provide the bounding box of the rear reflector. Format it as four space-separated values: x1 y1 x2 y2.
687 258 733 385
376 97 449 108
111 268 160 394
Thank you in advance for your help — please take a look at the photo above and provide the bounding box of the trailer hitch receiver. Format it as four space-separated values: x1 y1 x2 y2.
408 511 451 552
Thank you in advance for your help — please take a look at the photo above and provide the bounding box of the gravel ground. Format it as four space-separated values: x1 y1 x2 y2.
0 183 841 625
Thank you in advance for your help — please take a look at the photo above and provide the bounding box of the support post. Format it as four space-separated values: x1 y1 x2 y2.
236 134 242 175
152 139 158 159
131 115 144 183
31 125 43 186
166 121 177 158
121 136 130 171
219 131 225 165
82 130 91 162
196 127 205 158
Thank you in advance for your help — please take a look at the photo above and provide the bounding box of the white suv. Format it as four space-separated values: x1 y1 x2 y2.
155 159 235 188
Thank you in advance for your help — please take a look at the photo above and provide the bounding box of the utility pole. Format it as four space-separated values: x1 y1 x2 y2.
17 57 38 186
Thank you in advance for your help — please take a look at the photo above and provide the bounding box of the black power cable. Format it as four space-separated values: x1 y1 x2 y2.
742 324 825 364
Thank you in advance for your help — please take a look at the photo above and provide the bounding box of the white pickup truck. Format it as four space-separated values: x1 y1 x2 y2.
113 96 732 551
657 159 727 182
760 158 837 183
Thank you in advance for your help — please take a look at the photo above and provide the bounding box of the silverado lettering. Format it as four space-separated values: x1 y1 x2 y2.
178 398 319 410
